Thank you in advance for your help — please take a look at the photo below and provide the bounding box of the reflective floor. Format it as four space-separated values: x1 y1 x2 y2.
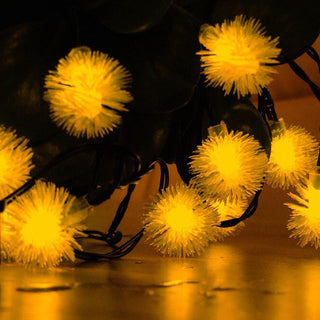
2 209 320 320
1 92 320 319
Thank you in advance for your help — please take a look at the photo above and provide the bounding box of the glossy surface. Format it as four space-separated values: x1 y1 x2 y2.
2 221 320 320
1 80 320 320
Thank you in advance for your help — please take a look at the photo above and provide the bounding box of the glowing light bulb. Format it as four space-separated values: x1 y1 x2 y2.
197 15 281 97
143 184 218 257
267 119 319 189
4 181 88 267
286 170 320 249
0 126 33 199
190 122 268 201
44 46 133 139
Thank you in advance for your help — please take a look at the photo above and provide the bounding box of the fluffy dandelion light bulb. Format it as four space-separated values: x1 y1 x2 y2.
266 118 319 189
0 212 16 260
190 121 268 200
4 181 88 267
44 46 133 139
0 126 33 199
143 184 218 257
208 198 247 241
286 169 320 249
197 15 281 97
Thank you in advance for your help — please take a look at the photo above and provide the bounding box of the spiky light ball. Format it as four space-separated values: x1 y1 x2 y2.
0 212 15 261
4 181 88 267
143 184 218 257
286 180 320 249
267 121 319 189
198 15 281 97
44 46 133 139
208 198 247 241
0 126 33 200
190 124 268 201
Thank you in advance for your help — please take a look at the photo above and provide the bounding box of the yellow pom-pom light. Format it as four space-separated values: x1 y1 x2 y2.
190 122 268 201
0 126 33 200
4 181 88 267
208 198 247 241
266 118 319 189
0 212 15 261
44 46 133 139
198 15 281 97
143 184 218 257
286 169 320 249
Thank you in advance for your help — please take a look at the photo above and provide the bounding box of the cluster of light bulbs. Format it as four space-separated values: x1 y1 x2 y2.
143 119 320 257
0 15 319 268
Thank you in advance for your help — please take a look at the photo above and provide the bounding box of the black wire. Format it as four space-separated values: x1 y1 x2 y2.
0 144 140 212
156 159 169 191
306 46 320 74
107 184 136 240
289 60 320 101
258 87 278 122
75 229 144 260
75 158 169 261
219 189 262 228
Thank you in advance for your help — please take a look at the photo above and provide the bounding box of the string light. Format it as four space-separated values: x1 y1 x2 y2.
0 212 15 260
44 46 133 139
286 169 320 249
0 126 33 199
3 181 88 267
208 198 247 241
197 15 281 97
143 183 219 257
266 119 319 189
190 122 268 201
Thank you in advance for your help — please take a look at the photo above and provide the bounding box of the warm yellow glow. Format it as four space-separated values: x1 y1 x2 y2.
0 212 15 260
267 120 319 189
165 200 197 233
21 211 61 248
0 126 33 199
198 15 281 97
4 181 88 267
208 138 242 186
208 198 247 241
190 122 268 201
286 176 320 248
44 46 133 139
271 136 296 171
143 184 219 257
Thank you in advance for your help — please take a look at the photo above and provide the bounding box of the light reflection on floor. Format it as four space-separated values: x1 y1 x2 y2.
2 238 320 320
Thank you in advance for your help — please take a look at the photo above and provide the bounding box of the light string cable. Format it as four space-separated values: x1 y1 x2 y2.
200 86 270 228
217 86 279 228
218 86 280 228
74 158 169 260
81 145 142 247
0 143 140 212
288 45 320 101
258 87 278 123
0 143 141 264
